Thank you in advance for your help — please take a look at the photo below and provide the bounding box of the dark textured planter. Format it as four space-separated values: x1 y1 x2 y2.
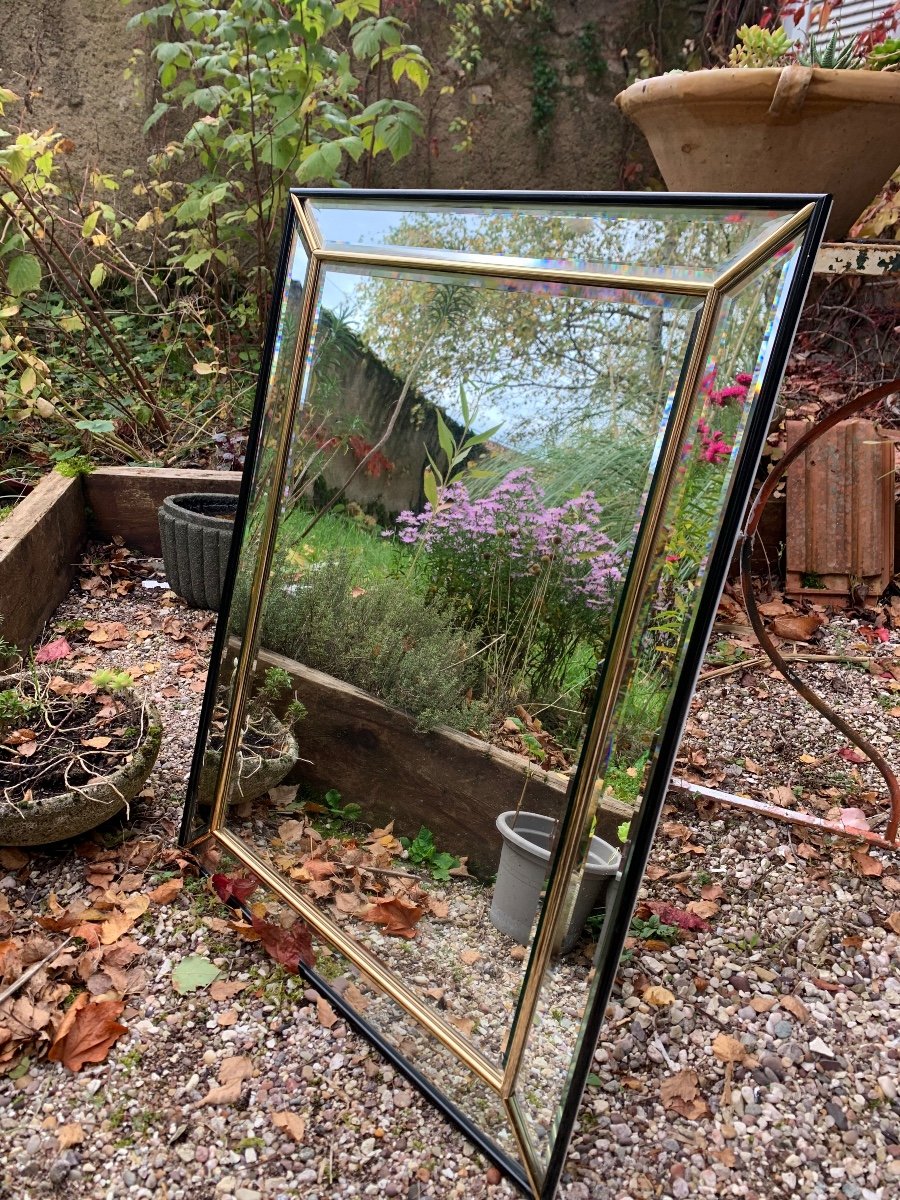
0 674 162 846
158 493 236 610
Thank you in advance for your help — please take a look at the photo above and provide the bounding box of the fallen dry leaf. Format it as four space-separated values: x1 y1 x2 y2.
57 1123 85 1149
712 1033 746 1064
218 1055 255 1085
659 1068 709 1118
35 637 73 663
687 900 720 919
769 613 825 641
885 912 900 935
700 883 725 901
250 915 315 972
851 850 884 878
272 1111 306 1142
643 985 676 1008
47 995 127 1072
779 994 810 1023
209 980 249 1002
199 1080 242 1107
148 878 183 905
459 950 482 965
316 996 337 1028
749 995 778 1013
342 982 369 1012
358 895 425 939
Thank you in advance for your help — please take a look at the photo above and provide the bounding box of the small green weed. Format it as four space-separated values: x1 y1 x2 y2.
399 826 460 882
630 914 678 944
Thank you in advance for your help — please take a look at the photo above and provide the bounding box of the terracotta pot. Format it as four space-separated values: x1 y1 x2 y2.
615 67 900 241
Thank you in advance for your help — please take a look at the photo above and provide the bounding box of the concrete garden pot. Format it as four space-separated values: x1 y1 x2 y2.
615 67 900 241
490 810 620 953
0 679 162 847
195 712 299 808
158 493 236 610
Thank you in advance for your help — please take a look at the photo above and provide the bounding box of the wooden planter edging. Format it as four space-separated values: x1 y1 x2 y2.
0 473 86 649
85 466 242 555
255 648 629 876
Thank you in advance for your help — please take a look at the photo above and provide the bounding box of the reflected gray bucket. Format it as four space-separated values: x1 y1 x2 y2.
490 811 620 952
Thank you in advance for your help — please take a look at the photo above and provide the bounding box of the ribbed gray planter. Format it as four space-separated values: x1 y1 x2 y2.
158 493 236 610
0 675 162 846
489 811 620 952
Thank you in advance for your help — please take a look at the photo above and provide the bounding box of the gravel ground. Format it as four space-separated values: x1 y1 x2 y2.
0 570 898 1200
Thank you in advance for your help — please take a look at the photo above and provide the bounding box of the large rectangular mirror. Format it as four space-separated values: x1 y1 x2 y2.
181 190 828 1199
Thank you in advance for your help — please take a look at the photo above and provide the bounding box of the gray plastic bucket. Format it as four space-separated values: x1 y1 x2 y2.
489 810 620 952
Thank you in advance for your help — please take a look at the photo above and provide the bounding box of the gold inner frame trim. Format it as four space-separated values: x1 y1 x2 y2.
193 194 815 1196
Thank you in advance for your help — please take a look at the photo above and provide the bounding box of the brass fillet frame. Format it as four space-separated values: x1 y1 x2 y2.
197 195 814 1196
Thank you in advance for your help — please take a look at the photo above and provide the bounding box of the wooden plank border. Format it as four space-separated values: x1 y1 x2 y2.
85 467 242 555
0 473 86 649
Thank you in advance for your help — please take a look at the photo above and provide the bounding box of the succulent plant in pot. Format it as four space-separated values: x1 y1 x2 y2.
0 666 162 846
615 20 900 241
196 666 305 808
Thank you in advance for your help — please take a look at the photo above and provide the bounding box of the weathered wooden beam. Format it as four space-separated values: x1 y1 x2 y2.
0 473 86 649
251 648 627 875
84 466 242 555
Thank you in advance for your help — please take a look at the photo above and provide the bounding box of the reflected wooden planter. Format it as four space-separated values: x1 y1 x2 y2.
253 649 628 876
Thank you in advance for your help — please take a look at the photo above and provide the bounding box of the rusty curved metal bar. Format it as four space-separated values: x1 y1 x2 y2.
737 379 900 846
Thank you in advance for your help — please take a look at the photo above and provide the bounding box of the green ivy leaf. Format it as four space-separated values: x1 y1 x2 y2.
6 254 41 295
74 419 116 434
172 955 221 995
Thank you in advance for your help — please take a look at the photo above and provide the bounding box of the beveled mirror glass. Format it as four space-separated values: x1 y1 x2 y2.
182 190 828 1198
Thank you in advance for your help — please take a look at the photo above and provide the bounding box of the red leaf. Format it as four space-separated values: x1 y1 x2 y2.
250 915 315 972
211 873 259 905
838 747 868 765
34 637 73 663
645 901 710 932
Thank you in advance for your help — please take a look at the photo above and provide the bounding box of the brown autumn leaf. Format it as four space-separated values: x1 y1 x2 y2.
779 995 810 1023
272 1111 306 1143
660 1068 709 1119
700 883 725 901
449 1015 476 1037
643 985 676 1008
885 912 900 935
250 914 315 971
712 1033 747 1064
342 982 369 1012
645 864 668 881
57 1123 85 1149
883 876 900 894
749 995 779 1013
148 878 183 905
459 950 482 965
358 895 425 939
687 900 720 919
218 1055 255 1085
82 736 112 750
209 980 249 1002
851 850 884 878
333 891 366 915
769 613 825 641
47 995 127 1072
0 847 28 870
199 1080 242 1107
35 636 73 663
316 996 337 1029
216 1009 237 1027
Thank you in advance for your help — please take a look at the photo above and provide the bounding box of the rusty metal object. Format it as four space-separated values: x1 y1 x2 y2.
785 417 894 605
736 381 900 846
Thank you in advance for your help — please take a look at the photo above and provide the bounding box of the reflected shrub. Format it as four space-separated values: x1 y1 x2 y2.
391 468 622 702
233 557 491 733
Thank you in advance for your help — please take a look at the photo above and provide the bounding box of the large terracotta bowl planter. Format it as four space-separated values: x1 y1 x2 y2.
615 67 900 241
